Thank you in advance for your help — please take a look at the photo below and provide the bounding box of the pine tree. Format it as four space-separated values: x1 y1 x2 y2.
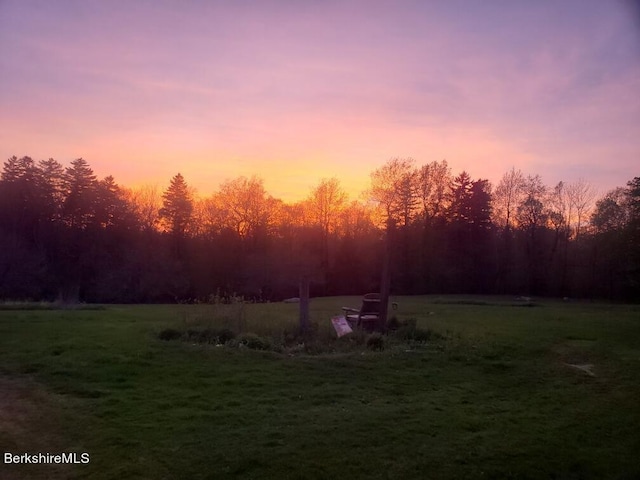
159 173 193 237
62 158 98 228
448 171 473 223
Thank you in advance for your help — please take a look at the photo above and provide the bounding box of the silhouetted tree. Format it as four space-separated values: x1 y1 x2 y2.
208 176 277 241
417 159 451 223
306 178 347 237
37 158 65 223
62 158 98 229
0 152 636 302
305 178 347 292
0 156 48 297
587 179 640 300
566 179 596 239
468 179 494 292
447 171 474 223
591 188 630 233
370 158 418 227
445 173 493 292
492 168 525 292
160 173 193 237
127 184 161 232
493 168 525 232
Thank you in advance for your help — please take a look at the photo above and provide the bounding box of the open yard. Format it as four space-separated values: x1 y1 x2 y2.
0 297 639 479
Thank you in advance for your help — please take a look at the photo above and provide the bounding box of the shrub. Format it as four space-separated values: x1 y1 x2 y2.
303 341 325 355
386 315 401 331
185 329 200 341
206 328 237 344
158 328 182 341
411 328 433 343
349 328 368 346
236 333 271 350
391 317 436 343
183 327 236 344
366 332 385 351
393 326 433 343
215 328 236 344
278 323 321 349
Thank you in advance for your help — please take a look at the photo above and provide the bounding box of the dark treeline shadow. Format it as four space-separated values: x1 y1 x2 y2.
0 156 638 303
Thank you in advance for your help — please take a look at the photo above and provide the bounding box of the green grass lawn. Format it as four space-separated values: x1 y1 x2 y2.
1 297 639 479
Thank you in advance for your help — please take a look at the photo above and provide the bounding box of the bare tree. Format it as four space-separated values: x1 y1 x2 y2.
546 181 571 266
337 200 376 238
188 196 211 237
127 184 162 232
566 179 596 238
369 158 418 227
547 181 568 229
492 167 525 232
211 176 279 239
302 178 348 290
516 174 548 232
417 159 451 221
305 178 347 237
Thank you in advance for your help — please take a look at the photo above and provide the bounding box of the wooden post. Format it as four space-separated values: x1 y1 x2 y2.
378 218 394 331
299 275 310 334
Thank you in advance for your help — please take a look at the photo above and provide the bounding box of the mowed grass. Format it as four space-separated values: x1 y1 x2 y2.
0 297 639 479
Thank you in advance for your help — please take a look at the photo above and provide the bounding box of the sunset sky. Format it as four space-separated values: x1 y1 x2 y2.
1 1 639 201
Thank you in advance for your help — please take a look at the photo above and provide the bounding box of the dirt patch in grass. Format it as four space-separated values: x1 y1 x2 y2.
552 339 596 363
551 339 600 377
564 363 596 376
0 376 76 480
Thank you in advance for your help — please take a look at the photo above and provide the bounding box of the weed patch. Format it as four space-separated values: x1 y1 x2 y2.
186 327 236 344
366 332 385 351
158 328 182 341
234 333 273 351
388 316 440 344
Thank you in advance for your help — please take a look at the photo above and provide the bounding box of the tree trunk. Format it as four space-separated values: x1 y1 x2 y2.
299 275 310 334
378 219 394 330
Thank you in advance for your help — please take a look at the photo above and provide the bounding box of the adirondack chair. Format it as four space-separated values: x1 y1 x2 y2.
342 293 397 330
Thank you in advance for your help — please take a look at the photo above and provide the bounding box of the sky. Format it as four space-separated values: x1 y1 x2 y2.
1 0 639 202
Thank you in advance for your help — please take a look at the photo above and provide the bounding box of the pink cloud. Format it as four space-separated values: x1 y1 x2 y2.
1 1 638 201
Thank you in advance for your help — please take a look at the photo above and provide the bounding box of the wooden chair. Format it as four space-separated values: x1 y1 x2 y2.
342 293 397 330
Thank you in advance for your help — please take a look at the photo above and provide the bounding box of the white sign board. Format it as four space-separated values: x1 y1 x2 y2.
331 316 353 337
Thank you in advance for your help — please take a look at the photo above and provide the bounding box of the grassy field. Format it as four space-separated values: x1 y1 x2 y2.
0 296 639 479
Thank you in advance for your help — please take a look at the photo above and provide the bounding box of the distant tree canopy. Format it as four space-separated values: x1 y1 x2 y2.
0 155 638 302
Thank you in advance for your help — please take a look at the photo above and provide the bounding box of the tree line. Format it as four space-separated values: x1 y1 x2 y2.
0 155 638 302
